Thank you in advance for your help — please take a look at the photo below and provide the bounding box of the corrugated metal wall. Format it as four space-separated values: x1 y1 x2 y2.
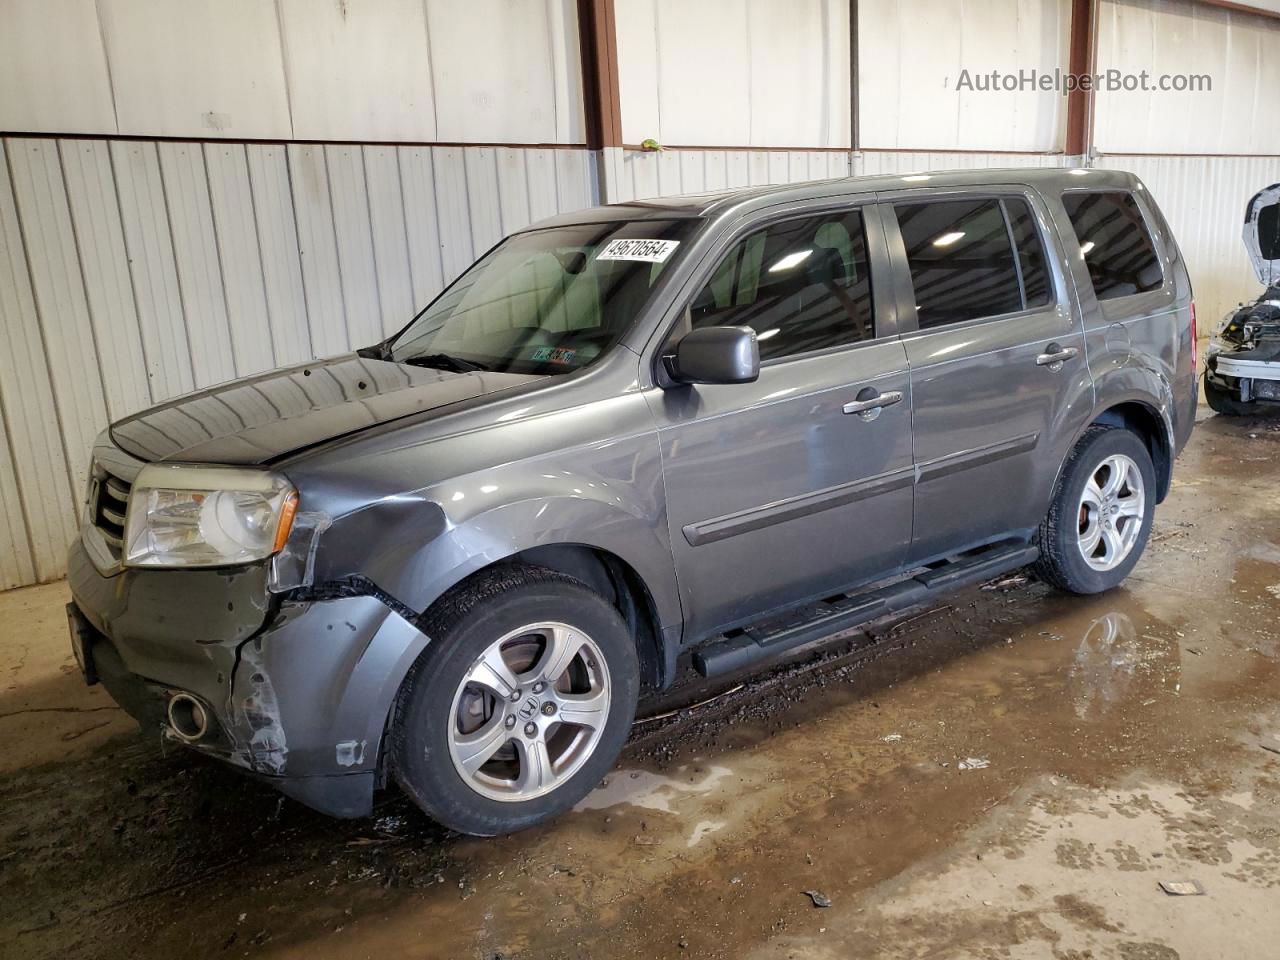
0 137 597 589
857 0 1071 152
0 0 585 144
602 149 852 201
614 0 851 148
853 152 1073 175
1094 0 1280 155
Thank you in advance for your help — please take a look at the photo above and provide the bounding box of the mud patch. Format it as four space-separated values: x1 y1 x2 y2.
3 411 1280 960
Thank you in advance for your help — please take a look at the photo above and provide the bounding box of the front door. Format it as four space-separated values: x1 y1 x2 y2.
646 203 915 640
885 190 1089 564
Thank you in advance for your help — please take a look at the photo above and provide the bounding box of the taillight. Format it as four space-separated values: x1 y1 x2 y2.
1189 302 1197 373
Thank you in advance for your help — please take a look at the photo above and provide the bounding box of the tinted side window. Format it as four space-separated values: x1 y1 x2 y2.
1005 198 1052 309
689 209 874 361
895 199 1022 329
1061 191 1163 300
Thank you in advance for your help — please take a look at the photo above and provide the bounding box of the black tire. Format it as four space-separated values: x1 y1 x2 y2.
1204 375 1259 417
1034 426 1156 595
392 563 639 836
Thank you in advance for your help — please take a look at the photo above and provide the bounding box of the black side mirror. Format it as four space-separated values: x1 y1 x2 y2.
666 326 760 385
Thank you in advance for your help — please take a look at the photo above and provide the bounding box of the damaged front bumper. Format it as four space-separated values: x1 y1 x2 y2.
65 536 428 818
1205 338 1280 403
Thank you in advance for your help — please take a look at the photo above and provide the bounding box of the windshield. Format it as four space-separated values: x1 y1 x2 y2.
388 219 700 375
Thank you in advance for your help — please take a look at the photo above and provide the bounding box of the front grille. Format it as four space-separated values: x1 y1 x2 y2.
94 473 132 552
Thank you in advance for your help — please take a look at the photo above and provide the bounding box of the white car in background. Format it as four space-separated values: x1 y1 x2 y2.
1204 183 1280 415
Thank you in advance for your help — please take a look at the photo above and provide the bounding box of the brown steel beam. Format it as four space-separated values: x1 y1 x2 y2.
578 0 623 150
1064 0 1097 157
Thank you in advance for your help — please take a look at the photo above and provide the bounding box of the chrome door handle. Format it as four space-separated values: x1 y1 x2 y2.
842 389 904 419
1035 345 1078 370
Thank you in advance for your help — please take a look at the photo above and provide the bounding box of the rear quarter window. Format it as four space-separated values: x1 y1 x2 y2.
1061 191 1163 301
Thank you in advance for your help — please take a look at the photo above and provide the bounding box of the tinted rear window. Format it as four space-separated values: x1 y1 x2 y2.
1062 191 1163 300
895 199 1023 329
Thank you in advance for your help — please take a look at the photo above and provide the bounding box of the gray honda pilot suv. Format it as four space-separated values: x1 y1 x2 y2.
66 168 1197 835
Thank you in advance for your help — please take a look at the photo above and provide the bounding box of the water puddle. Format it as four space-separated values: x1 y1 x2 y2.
1064 609 1180 720
574 763 734 813
685 819 727 847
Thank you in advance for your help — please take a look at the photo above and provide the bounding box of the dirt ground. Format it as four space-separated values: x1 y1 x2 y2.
2 404 1279 960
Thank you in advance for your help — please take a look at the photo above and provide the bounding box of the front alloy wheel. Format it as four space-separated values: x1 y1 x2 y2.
448 622 611 802
393 564 639 836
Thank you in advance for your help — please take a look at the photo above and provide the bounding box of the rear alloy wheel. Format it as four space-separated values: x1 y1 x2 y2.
1075 453 1145 572
393 564 638 836
1034 426 1156 594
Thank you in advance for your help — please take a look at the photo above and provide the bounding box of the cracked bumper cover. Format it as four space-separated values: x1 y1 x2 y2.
66 536 429 818
1205 341 1280 403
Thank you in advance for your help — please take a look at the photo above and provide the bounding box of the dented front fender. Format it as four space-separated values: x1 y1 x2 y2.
224 596 428 779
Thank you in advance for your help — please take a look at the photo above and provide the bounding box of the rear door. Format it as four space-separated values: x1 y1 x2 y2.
645 201 915 639
883 189 1090 564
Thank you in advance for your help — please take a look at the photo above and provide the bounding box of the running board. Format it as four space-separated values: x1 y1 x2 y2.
691 543 1039 679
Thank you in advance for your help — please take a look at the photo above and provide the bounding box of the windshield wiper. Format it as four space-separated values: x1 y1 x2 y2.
400 353 489 373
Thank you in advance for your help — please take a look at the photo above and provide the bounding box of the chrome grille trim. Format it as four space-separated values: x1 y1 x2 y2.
92 469 132 554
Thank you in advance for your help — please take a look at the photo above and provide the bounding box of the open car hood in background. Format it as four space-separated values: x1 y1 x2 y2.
109 354 541 464
1244 182 1280 287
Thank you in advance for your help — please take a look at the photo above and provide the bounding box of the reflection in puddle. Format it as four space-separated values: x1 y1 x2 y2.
1244 541 1280 565
574 764 733 813
1068 612 1173 720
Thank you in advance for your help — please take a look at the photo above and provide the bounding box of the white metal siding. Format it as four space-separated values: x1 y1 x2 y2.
615 0 851 148
0 0 117 136
100 0 294 141
277 0 440 143
426 0 586 145
1094 0 1280 155
0 137 597 590
605 149 852 202
852 151 1072 176
0 144 76 588
0 0 585 145
857 0 1070 152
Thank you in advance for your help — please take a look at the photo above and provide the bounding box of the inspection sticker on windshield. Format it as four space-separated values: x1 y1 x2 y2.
596 238 681 263
530 346 577 365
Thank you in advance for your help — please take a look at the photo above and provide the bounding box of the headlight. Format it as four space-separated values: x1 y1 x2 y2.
124 465 298 568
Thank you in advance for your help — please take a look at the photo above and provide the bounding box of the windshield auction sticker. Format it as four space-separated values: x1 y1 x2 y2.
596 238 681 263
530 346 577 365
